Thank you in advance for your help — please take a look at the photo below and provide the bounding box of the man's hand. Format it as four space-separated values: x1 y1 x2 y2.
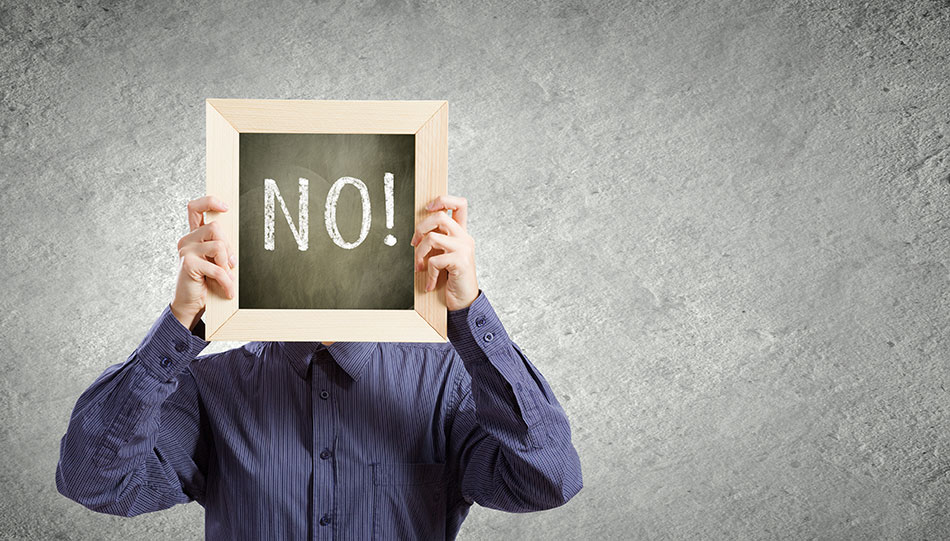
170 196 237 330
410 195 479 311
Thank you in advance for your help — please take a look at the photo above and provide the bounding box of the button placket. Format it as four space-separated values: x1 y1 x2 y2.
312 350 337 540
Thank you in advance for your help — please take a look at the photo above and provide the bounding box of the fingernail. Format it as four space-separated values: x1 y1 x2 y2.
229 255 237 267
426 202 434 209
222 202 229 210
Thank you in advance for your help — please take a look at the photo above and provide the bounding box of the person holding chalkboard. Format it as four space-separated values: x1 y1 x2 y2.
55 195 583 539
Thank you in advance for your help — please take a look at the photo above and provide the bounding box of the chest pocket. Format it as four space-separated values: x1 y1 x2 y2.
372 462 445 540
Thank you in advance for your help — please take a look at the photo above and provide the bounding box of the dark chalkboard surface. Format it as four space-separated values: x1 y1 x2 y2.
238 133 415 310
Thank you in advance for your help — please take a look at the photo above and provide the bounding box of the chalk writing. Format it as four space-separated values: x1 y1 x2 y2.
383 172 397 247
264 174 397 251
264 177 309 251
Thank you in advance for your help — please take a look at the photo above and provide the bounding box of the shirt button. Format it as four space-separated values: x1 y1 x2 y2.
483 332 494 343
319 513 331 526
320 448 332 460
320 390 329 400
160 356 171 367
474 315 486 327
174 341 187 353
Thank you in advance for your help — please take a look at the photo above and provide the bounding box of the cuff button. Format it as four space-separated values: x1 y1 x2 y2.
483 332 494 343
474 316 486 327
175 341 187 353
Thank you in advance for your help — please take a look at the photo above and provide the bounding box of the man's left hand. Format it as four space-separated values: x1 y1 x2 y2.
410 194 479 311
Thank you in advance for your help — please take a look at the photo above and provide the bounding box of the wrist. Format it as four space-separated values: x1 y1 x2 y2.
169 301 203 331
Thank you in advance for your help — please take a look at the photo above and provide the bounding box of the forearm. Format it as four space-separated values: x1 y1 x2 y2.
56 303 209 515
447 291 583 511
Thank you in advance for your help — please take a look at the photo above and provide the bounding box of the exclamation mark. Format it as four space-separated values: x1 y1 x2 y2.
383 172 396 246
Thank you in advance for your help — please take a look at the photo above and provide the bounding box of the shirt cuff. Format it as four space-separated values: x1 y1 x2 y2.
447 290 509 363
447 290 530 395
134 304 210 381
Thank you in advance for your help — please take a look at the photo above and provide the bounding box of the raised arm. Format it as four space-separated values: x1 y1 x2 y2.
57 195 234 515
56 304 211 515
445 290 583 511
411 194 583 510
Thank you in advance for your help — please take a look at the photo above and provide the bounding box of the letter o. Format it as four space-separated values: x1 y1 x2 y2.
325 177 371 249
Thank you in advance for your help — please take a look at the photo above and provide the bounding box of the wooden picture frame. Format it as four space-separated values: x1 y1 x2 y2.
204 99 448 342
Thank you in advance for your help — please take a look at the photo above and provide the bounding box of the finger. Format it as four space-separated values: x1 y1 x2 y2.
191 257 236 299
410 211 463 246
187 196 229 232
425 195 468 229
189 240 232 275
178 222 236 267
425 253 454 292
414 232 461 272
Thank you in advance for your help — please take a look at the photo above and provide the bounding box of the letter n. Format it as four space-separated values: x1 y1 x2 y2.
264 178 308 251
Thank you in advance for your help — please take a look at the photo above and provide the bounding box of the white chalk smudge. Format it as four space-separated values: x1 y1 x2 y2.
325 176 371 250
264 177 309 251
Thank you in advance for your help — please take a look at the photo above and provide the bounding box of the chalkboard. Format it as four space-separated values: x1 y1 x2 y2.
238 133 415 310
205 99 447 342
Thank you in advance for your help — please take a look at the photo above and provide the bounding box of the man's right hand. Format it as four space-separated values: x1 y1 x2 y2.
169 196 237 331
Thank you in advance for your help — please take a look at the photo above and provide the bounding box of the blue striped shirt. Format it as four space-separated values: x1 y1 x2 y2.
55 290 582 539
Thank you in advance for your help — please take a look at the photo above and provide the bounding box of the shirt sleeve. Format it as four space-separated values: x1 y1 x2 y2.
445 289 583 512
55 303 212 516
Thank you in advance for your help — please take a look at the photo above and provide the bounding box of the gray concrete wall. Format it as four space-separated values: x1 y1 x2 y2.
2 0 949 539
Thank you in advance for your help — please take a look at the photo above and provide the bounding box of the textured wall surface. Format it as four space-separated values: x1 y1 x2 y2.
2 1 949 539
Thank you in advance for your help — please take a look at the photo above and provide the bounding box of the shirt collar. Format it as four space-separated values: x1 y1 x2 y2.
279 341 377 381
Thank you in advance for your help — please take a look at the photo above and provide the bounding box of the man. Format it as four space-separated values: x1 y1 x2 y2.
56 194 583 539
